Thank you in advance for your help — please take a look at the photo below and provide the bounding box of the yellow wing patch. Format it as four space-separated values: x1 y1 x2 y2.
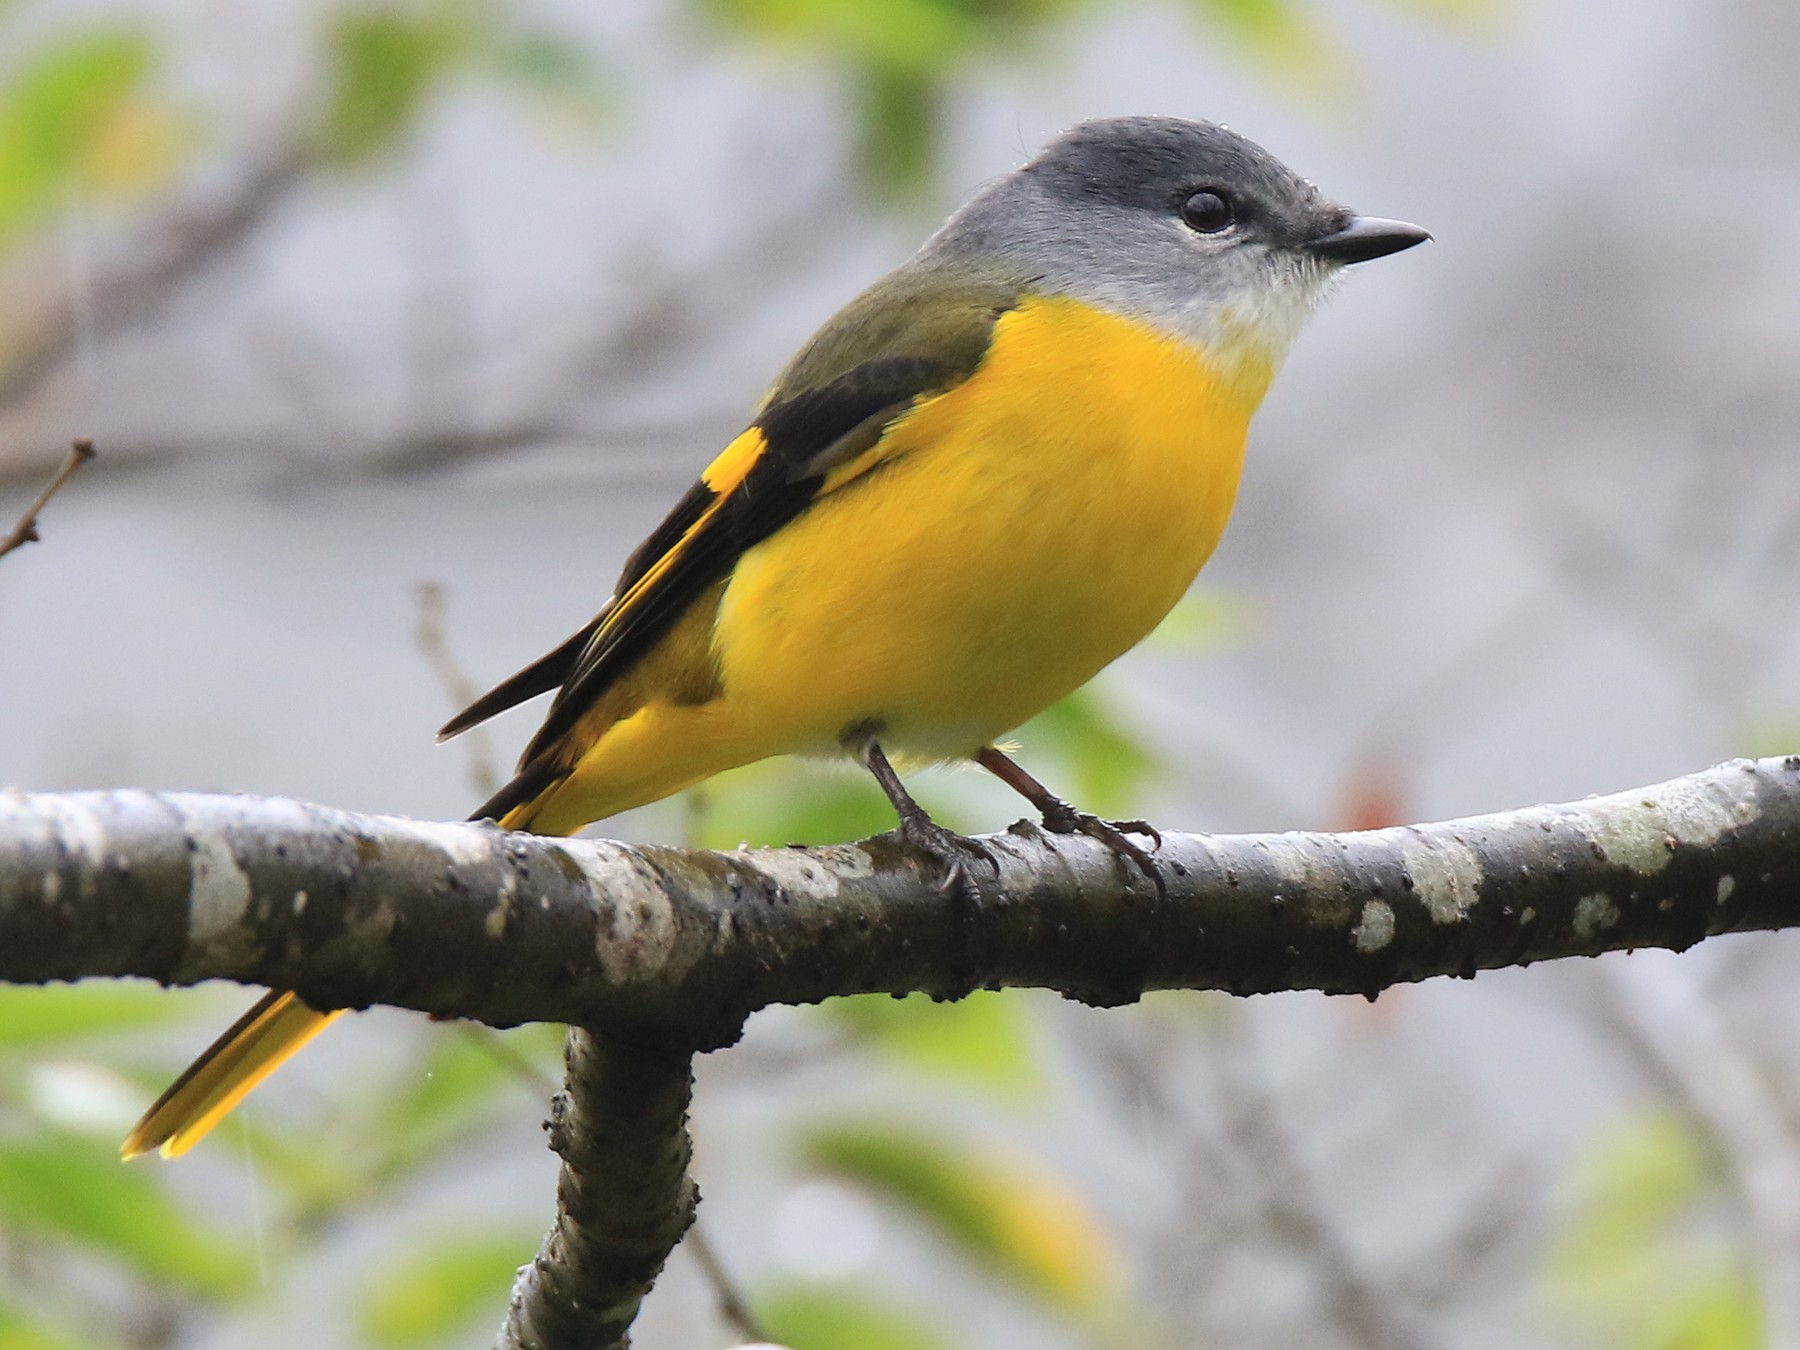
700 426 766 495
597 427 768 656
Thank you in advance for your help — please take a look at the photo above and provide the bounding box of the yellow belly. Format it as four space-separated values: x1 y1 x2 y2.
525 296 1267 833
714 295 1264 761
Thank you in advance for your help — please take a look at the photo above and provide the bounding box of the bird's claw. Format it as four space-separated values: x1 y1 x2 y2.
1037 801 1164 894
896 815 998 900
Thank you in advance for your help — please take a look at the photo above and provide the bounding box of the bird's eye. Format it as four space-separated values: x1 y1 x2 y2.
1181 189 1234 234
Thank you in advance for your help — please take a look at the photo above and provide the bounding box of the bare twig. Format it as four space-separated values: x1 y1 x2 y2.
1397 1159 1541 1311
0 138 310 418
1210 1017 1431 1350
11 132 859 485
1599 952 1800 1347
413 582 502 798
460 1022 560 1096
684 1226 771 1345
1078 1014 1243 1325
1089 1013 1429 1350
0 438 96 562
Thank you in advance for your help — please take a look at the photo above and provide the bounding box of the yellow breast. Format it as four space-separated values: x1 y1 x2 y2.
712 294 1269 761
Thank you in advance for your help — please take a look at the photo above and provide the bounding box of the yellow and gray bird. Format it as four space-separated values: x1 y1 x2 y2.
124 114 1427 1159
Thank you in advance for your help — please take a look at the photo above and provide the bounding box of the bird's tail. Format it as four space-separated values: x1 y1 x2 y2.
120 991 342 1160
122 792 568 1160
122 697 713 1159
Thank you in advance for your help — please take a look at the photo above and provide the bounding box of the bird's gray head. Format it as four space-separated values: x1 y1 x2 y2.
925 116 1427 382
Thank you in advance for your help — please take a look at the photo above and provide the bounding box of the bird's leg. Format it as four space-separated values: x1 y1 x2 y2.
975 745 1163 893
863 741 997 896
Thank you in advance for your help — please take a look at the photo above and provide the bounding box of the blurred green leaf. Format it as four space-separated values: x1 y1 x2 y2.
701 0 980 72
1654 1277 1763 1350
1381 0 1497 23
856 62 937 192
386 1026 515 1143
210 1022 562 1220
372 1023 559 1179
0 1131 249 1297
485 30 609 124
0 27 159 244
0 983 192 1049
1735 716 1800 761
320 4 605 165
804 1122 1117 1310
1549 1113 1709 1300
1545 1112 1756 1349
696 0 1084 189
759 1284 952 1350
1195 0 1305 48
821 990 1041 1098
0 1303 82 1350
1190 0 1339 85
357 1232 534 1347
689 758 956 850
1145 589 1247 650
690 689 1155 846
211 1114 368 1216
321 7 463 165
700 0 1466 186
1013 688 1154 819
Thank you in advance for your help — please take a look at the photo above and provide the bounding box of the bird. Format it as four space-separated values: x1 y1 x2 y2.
122 115 1427 1160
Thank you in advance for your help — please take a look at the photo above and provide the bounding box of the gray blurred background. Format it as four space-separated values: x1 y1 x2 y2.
3 0 1799 1347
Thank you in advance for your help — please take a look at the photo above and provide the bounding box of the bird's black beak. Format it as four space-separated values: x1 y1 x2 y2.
1307 216 1431 264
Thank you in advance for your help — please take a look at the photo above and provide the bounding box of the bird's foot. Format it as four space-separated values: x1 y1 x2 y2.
896 812 999 901
1037 800 1164 894
862 738 998 900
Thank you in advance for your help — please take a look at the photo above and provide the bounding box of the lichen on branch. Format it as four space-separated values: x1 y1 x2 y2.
1 758 1796 1040
7 758 1800 1350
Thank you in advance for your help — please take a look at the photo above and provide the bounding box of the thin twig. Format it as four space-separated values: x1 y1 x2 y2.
459 1022 559 1096
685 1225 771 1345
1090 1012 1429 1350
1397 1159 1541 1311
413 581 501 798
0 137 310 414
1598 953 1800 1346
0 439 96 562
1081 1016 1259 1330
6 131 856 485
1210 1015 1431 1350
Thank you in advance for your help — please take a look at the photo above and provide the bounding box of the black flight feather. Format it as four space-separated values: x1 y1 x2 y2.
452 294 1013 826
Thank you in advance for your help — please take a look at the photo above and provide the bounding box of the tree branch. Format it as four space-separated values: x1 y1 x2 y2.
0 439 95 560
499 1029 697 1350
0 138 310 421
3 759 1796 1031
460 1022 762 1345
5 757 1800 1345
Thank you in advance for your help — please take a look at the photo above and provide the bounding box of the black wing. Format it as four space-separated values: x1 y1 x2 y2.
451 354 974 822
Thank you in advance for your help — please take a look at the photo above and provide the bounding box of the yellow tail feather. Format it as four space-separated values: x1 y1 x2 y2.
121 991 343 1160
